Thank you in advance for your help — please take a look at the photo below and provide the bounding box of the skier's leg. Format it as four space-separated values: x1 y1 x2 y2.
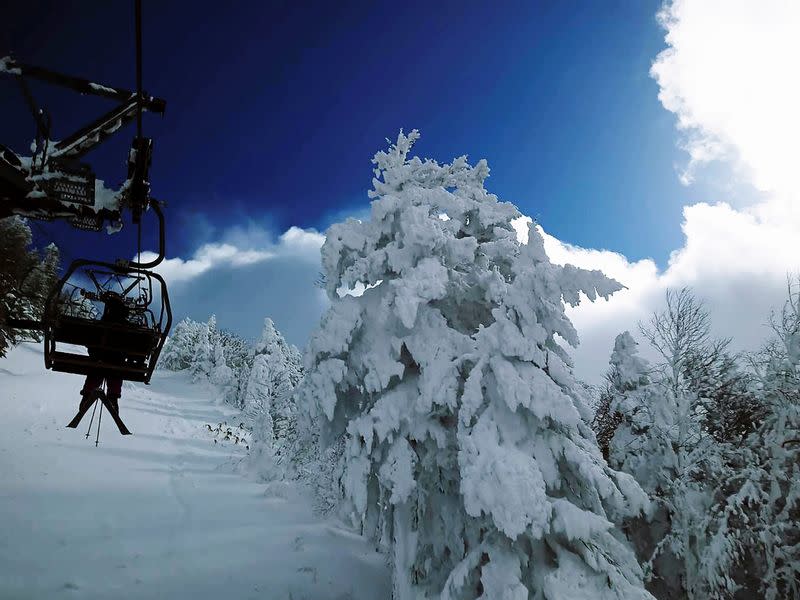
75 373 104 414
106 378 122 413
103 378 130 435
81 374 104 398
68 374 102 428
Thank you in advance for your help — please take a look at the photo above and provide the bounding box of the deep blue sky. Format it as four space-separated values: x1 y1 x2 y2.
4 1 728 346
2 0 708 269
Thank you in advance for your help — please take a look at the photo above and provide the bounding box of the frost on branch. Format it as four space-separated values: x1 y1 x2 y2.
300 131 652 599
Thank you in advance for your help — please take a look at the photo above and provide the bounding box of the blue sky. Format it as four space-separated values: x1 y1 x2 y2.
4 0 696 263
4 1 798 380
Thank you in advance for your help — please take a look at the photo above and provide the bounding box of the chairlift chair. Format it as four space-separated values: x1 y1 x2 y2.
44 259 172 384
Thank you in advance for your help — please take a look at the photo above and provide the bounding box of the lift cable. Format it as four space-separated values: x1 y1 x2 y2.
134 0 144 296
135 0 143 139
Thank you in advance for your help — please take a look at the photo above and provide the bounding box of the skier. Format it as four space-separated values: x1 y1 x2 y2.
67 291 132 434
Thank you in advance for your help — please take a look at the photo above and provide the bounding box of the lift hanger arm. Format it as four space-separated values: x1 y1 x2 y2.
1 57 166 162
2 58 165 113
52 98 142 160
0 53 167 231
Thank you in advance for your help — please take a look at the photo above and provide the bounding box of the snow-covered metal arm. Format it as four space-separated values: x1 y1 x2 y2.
0 55 166 231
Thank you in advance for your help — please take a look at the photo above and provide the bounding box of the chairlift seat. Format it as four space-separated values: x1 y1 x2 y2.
48 351 150 382
53 316 159 357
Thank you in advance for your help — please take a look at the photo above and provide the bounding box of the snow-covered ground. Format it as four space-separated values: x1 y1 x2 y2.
0 343 390 600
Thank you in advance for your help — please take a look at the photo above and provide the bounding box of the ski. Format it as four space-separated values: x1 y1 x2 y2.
101 396 132 435
65 388 103 429
66 388 131 435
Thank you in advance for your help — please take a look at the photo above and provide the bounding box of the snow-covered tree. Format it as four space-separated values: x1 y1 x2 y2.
242 353 277 422
242 318 303 441
300 131 652 599
0 217 61 355
23 242 60 327
240 318 304 480
160 318 205 371
598 331 690 599
160 315 300 414
636 290 751 600
210 336 234 388
683 346 762 446
256 320 302 423
592 332 650 462
602 333 659 487
243 352 277 480
714 279 800 600
190 316 215 382
218 329 252 374
599 292 760 599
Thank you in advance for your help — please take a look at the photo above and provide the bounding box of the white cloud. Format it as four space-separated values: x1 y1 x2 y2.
651 0 800 195
524 207 797 383
279 226 326 256
136 223 327 347
522 0 800 383
140 225 323 285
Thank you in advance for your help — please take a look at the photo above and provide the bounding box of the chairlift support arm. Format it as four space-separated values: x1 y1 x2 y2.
2 58 166 161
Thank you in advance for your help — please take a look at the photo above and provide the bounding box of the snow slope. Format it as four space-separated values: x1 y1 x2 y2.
0 343 389 600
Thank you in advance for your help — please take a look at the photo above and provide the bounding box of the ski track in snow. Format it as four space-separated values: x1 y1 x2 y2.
0 343 390 600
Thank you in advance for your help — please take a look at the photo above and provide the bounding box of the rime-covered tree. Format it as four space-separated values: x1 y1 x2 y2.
243 351 278 479
217 329 253 407
602 333 657 485
190 315 216 381
716 279 800 600
636 290 750 600
160 315 298 412
160 318 205 370
592 332 651 463
241 318 303 480
210 335 234 391
599 292 757 599
301 131 652 599
598 330 692 598
242 318 303 441
683 344 762 446
23 242 60 327
0 217 61 355
218 330 252 375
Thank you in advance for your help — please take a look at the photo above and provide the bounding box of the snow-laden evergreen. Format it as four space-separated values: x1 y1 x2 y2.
300 131 652 599
191 315 216 382
603 332 660 490
595 287 800 600
210 335 233 383
0 217 61 355
601 293 742 600
159 318 205 371
714 281 800 600
162 314 257 407
160 314 304 481
243 318 303 434
240 318 304 479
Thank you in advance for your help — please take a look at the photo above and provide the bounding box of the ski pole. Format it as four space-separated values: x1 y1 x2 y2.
95 402 103 447
85 398 99 439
